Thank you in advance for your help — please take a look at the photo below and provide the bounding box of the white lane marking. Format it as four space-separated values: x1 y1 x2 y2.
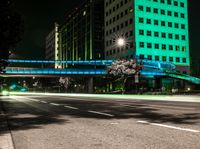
137 120 200 133
50 103 60 106
64 105 79 110
88 110 114 117
40 101 48 104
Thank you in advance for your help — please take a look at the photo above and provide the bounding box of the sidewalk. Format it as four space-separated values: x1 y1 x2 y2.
0 97 14 149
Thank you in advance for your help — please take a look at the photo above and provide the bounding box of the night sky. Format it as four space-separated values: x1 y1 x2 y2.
14 0 200 60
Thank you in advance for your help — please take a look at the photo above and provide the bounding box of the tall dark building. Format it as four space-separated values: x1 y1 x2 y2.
57 0 104 68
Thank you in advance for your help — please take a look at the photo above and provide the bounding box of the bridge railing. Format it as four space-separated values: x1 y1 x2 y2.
6 59 113 66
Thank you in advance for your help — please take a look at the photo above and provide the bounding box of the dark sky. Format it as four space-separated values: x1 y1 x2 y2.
14 0 200 60
14 0 82 59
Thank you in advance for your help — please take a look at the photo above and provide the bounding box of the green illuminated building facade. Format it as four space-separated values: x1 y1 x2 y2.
105 0 190 73
58 0 104 68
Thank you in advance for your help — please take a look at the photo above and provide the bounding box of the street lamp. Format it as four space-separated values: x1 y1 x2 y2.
117 38 126 47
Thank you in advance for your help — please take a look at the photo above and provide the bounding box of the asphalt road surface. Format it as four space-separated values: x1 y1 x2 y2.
1 94 200 149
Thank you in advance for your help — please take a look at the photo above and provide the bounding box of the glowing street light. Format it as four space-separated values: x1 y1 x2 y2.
117 38 126 47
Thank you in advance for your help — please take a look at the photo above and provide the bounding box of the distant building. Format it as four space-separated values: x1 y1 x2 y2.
105 0 190 73
45 23 59 68
57 0 104 68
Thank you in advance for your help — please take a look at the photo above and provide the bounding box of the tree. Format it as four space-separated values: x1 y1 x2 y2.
0 0 23 72
107 59 143 93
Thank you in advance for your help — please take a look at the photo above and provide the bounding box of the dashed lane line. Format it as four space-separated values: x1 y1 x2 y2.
50 103 60 106
137 120 200 133
40 101 48 104
64 105 79 110
88 110 114 117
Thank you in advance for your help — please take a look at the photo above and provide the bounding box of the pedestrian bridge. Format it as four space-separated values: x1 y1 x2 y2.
1 59 200 85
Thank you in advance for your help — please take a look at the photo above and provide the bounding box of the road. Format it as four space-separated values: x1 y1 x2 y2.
1 94 200 149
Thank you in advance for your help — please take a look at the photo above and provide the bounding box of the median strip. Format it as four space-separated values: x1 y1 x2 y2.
137 120 200 133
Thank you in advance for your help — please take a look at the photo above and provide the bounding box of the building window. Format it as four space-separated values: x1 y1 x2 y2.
139 30 144 35
130 30 133 36
181 24 185 29
154 20 159 25
160 9 165 15
168 22 172 27
162 56 167 61
146 7 151 12
180 2 184 7
176 57 180 62
175 45 180 51
182 46 186 52
147 55 152 60
139 54 145 59
162 44 166 50
181 35 186 40
160 0 165 3
138 5 143 11
154 8 158 13
167 0 171 5
168 33 173 39
174 12 178 17
175 34 179 40
153 32 159 38
174 1 178 6
175 23 179 28
139 17 144 23
169 45 173 50
121 12 124 17
125 20 128 26
155 43 159 49
182 58 186 63
155 56 159 61
147 30 151 36
146 19 151 24
181 13 185 18
130 18 133 24
161 21 165 26
147 43 152 48
167 11 172 16
139 42 144 48
169 57 173 62
161 32 166 38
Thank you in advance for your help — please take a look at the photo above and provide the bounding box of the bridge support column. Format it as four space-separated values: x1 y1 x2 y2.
154 77 162 90
87 77 93 94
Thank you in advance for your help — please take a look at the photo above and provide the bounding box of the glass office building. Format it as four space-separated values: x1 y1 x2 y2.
105 0 190 73
58 0 104 68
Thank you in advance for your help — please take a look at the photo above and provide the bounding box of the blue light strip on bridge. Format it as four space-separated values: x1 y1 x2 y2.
6 59 113 65
6 69 107 75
